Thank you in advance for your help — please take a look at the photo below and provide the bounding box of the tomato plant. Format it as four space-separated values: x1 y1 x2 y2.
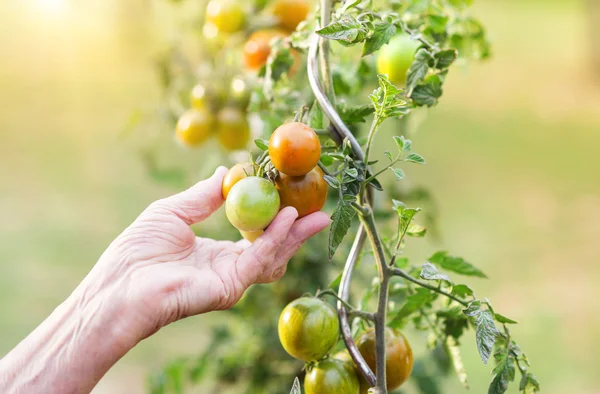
136 1 541 394
174 108 213 146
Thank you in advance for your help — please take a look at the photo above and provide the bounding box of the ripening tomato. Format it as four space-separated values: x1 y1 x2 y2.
205 0 246 33
356 328 414 393
175 108 214 147
275 166 327 218
222 162 254 199
240 229 263 242
269 122 321 176
376 34 420 86
217 107 250 151
304 359 360 394
243 29 287 70
278 297 339 362
226 176 280 232
273 0 310 32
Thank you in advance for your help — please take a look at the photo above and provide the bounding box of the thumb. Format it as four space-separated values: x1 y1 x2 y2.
150 166 228 225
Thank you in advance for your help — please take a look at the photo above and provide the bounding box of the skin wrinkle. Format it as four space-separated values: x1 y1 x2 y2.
0 168 330 394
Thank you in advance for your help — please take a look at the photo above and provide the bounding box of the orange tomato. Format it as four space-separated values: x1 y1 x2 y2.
273 0 310 32
276 166 327 218
269 122 321 176
243 29 288 70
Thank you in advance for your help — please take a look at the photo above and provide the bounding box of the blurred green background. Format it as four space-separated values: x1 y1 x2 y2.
1 0 599 393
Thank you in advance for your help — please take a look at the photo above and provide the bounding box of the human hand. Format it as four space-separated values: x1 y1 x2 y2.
78 166 330 345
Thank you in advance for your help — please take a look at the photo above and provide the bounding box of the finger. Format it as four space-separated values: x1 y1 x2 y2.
149 166 228 225
275 211 330 263
235 207 299 286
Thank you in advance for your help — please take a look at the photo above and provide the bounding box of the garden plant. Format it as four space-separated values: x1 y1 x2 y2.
138 0 541 393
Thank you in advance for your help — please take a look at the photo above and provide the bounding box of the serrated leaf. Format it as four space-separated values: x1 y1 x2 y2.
290 377 302 394
390 167 405 181
495 313 518 325
329 199 356 259
428 251 487 278
389 288 435 327
254 139 269 151
337 103 375 124
323 175 340 189
411 75 443 107
307 100 324 129
362 22 397 57
405 152 426 164
435 49 458 69
420 262 451 282
316 15 368 44
519 373 540 393
452 284 474 298
406 48 434 93
464 301 498 363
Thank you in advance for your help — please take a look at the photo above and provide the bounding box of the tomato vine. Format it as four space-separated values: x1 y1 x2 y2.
136 0 540 393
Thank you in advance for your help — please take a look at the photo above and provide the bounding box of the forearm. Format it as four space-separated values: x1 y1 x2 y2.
0 287 136 394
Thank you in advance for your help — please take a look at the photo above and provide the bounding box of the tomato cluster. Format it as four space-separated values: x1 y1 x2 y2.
175 0 311 151
174 80 251 151
277 295 414 393
221 122 327 241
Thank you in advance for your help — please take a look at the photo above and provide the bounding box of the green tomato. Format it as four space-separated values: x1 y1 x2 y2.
376 34 420 86
225 177 280 232
278 297 339 362
304 359 360 394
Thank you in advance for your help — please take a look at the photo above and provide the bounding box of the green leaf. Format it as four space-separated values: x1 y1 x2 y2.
401 136 412 152
316 15 368 44
406 48 434 93
428 251 487 278
411 75 443 107
329 198 356 259
406 223 427 237
254 139 269 151
519 372 540 394
323 175 340 189
384 150 394 162
362 22 397 57
320 154 334 166
495 313 518 325
337 103 375 124
435 49 458 69
390 167 405 181
420 262 451 282
438 306 470 339
389 288 435 327
290 377 302 394
464 301 499 363
405 152 426 164
452 284 474 298
393 135 404 152
328 272 343 291
489 352 516 394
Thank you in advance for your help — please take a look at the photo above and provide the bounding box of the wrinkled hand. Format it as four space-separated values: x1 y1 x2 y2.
78 167 330 344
